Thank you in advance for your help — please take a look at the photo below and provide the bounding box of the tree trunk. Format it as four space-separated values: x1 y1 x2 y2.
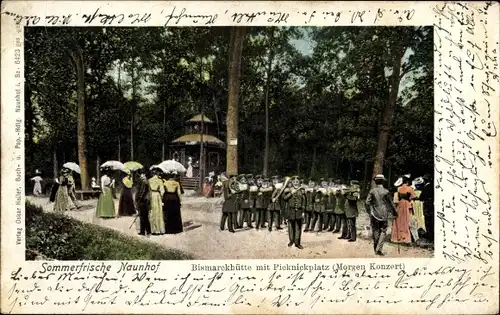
25 84 34 167
96 155 101 182
371 49 406 187
53 146 58 179
118 61 122 161
263 28 275 177
310 144 317 178
162 99 166 160
199 60 205 193
71 48 89 189
226 27 246 176
130 66 136 161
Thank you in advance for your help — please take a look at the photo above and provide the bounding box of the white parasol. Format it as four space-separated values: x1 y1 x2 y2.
158 159 186 173
150 164 168 173
62 162 81 174
100 160 125 171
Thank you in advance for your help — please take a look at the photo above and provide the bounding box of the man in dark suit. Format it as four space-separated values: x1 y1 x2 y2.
239 174 253 228
420 174 434 241
345 180 361 242
283 176 305 249
365 174 397 256
220 174 236 233
135 168 151 236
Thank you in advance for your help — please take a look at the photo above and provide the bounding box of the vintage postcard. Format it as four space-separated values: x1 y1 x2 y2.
1 1 498 314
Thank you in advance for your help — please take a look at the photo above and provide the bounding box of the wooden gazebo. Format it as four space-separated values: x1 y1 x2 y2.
170 114 226 178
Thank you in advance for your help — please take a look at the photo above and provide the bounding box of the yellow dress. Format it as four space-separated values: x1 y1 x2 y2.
148 176 165 234
412 190 426 232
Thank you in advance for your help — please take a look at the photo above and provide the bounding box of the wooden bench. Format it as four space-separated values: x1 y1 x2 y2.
75 190 101 200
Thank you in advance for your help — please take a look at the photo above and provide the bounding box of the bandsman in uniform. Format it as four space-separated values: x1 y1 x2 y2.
311 178 328 232
334 179 348 239
324 178 337 231
303 179 316 232
220 174 238 233
283 176 305 249
268 175 284 231
247 174 258 224
282 177 293 226
235 174 246 228
255 176 273 229
239 174 254 228
345 180 360 242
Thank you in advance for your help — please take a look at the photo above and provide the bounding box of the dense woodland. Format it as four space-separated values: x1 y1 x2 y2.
25 26 433 190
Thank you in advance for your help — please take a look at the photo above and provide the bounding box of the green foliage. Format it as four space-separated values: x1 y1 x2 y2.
26 26 433 183
25 201 194 260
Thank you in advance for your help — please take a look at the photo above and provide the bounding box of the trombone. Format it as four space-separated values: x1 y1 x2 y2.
271 176 291 203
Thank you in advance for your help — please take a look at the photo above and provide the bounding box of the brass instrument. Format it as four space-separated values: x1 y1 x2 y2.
229 177 243 194
271 176 291 203
317 187 327 195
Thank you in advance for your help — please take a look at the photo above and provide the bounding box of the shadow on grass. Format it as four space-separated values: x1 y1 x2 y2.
25 201 194 261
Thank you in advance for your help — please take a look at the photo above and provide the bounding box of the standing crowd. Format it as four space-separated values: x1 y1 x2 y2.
43 164 433 256
51 165 185 236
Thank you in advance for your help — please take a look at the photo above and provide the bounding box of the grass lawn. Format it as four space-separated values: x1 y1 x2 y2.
25 201 194 260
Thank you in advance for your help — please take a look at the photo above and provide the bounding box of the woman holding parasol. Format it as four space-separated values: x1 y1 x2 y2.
162 170 183 234
117 168 136 217
95 166 116 218
148 166 166 235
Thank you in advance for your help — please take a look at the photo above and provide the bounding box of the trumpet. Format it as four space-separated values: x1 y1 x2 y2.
343 186 361 195
317 187 327 194
272 176 291 203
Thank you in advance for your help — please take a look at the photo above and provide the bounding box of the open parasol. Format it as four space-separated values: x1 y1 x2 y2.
124 161 144 171
62 162 81 174
158 159 186 173
100 160 125 171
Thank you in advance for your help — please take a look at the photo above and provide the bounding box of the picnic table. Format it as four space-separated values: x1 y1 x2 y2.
75 189 101 200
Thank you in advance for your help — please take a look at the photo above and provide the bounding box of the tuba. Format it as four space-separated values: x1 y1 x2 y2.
272 176 291 203
229 177 242 194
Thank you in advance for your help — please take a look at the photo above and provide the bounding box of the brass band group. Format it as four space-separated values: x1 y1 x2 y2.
219 174 361 249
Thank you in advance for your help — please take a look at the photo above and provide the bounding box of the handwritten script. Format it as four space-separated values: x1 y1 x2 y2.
0 1 499 314
433 1 498 266
1 5 417 26
4 262 497 313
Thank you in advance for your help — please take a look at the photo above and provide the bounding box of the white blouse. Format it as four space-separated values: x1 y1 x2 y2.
100 175 111 190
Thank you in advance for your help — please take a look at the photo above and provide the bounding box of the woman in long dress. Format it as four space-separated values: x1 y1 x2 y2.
117 169 136 216
148 169 165 234
53 169 70 212
412 181 426 235
162 171 183 234
391 176 415 243
96 168 116 218
31 175 43 196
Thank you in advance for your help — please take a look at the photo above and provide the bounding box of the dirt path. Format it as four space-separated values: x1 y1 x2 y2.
26 195 432 260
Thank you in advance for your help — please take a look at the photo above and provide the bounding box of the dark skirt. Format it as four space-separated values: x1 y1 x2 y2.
163 192 183 234
118 187 136 216
49 183 59 202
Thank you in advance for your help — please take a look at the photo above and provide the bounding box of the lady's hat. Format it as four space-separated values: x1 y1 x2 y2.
374 174 386 181
394 177 403 187
412 176 424 187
